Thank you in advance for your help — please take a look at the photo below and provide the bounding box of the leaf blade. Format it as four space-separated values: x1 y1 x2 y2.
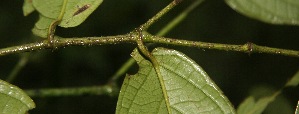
285 70 299 87
237 91 280 114
32 0 63 19
116 49 167 113
154 48 235 113
225 0 299 25
60 0 103 27
237 69 299 114
22 0 35 16
116 48 236 114
32 0 103 28
31 15 54 38
0 80 35 114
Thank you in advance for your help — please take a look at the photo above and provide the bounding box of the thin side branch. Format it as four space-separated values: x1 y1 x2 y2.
25 85 119 97
6 53 30 82
140 0 181 30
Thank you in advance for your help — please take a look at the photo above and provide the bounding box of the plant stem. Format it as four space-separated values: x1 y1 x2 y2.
25 85 118 97
156 0 205 36
0 35 298 57
140 0 180 30
144 34 299 57
48 0 68 43
0 34 133 56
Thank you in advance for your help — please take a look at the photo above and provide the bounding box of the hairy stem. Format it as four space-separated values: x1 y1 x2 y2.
144 34 299 57
48 0 68 43
140 0 181 30
0 34 133 56
0 34 298 57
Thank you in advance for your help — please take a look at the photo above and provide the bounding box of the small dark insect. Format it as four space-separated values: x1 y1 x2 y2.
73 4 91 16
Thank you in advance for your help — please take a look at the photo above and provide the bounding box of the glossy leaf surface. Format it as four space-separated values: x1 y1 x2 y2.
0 80 35 114
225 0 299 25
116 48 236 114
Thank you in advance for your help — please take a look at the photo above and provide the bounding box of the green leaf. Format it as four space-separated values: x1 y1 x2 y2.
237 91 280 114
32 15 55 38
32 0 103 28
285 70 299 87
116 48 236 114
22 0 35 16
0 79 35 114
238 70 299 114
236 97 255 114
225 0 299 25
32 0 64 19
59 0 103 27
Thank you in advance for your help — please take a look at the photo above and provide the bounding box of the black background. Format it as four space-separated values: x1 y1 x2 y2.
0 0 299 113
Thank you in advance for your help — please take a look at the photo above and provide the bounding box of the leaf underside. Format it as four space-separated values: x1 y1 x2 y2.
116 48 236 114
225 0 299 25
32 15 54 38
0 80 35 114
29 0 103 38
22 0 35 16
